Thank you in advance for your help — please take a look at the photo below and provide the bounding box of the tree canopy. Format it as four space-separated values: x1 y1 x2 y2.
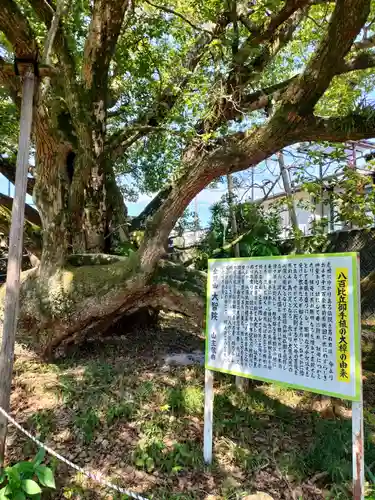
1 0 375 356
1 0 375 218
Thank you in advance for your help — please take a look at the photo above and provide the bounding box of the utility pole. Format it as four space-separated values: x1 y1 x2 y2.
194 196 199 244
0 70 36 464
226 174 240 258
277 151 299 233
251 167 255 201
226 174 248 391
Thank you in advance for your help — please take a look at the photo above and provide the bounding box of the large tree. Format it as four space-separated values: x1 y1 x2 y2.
1 0 375 356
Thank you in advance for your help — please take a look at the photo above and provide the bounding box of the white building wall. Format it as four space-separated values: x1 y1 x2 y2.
261 189 345 237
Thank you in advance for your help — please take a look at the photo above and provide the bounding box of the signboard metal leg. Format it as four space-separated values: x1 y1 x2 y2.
353 255 364 500
352 400 364 499
204 368 214 464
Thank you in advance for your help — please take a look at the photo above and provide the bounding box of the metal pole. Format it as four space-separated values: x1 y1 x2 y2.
226 174 240 257
203 369 214 464
0 70 35 464
353 255 364 499
277 151 299 231
352 400 364 499
226 174 248 391
251 167 255 201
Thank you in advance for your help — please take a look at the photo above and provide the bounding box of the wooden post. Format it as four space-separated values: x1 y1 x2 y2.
203 368 214 464
0 70 35 465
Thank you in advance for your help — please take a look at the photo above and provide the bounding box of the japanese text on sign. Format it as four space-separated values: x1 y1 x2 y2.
206 254 360 400
336 269 350 382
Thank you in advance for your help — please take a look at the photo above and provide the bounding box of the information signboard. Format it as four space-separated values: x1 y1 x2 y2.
206 253 361 400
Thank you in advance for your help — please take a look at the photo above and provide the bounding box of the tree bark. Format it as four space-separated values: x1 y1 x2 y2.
33 101 71 273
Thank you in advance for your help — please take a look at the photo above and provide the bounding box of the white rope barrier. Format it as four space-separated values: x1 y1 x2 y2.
0 406 149 500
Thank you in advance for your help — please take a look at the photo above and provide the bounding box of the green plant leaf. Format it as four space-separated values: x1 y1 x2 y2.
5 467 21 488
145 457 155 471
366 463 375 484
21 479 41 496
13 491 26 500
35 466 55 489
13 462 35 477
32 449 45 467
0 486 9 500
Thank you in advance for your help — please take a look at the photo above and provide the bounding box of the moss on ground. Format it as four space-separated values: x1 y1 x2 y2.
153 261 206 296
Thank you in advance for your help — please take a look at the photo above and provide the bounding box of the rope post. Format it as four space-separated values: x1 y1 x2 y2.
0 67 36 465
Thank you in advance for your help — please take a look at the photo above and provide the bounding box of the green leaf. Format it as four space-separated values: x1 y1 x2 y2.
13 491 26 500
0 486 9 500
145 457 154 471
13 462 35 478
35 466 55 489
5 467 21 488
32 449 45 467
21 479 41 495
135 458 144 467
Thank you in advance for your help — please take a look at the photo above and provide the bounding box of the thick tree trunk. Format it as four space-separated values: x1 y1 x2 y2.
33 113 70 275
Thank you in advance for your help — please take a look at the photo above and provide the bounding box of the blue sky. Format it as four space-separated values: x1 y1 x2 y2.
0 175 34 206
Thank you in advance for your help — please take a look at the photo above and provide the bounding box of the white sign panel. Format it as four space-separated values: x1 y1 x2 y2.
206 253 361 400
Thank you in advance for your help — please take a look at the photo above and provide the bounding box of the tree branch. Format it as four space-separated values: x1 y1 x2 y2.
280 0 371 114
108 11 230 160
298 112 375 142
236 51 375 118
354 33 375 49
82 0 131 92
27 0 81 137
340 50 375 72
0 156 35 196
130 186 172 231
235 0 311 66
28 0 76 76
198 7 306 133
42 0 65 64
138 101 375 268
0 0 38 57
143 0 213 34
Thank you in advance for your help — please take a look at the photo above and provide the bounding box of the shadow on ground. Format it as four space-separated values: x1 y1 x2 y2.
6 316 375 499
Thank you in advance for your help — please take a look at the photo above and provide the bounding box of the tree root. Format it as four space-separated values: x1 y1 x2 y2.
4 257 205 360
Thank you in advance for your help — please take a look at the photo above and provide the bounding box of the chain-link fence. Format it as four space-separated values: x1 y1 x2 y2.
282 228 375 319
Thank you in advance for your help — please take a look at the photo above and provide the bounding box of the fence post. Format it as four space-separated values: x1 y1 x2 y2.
0 69 35 464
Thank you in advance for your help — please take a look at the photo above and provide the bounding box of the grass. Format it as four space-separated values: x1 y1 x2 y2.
167 386 204 415
6 318 375 499
74 408 100 444
28 409 55 439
